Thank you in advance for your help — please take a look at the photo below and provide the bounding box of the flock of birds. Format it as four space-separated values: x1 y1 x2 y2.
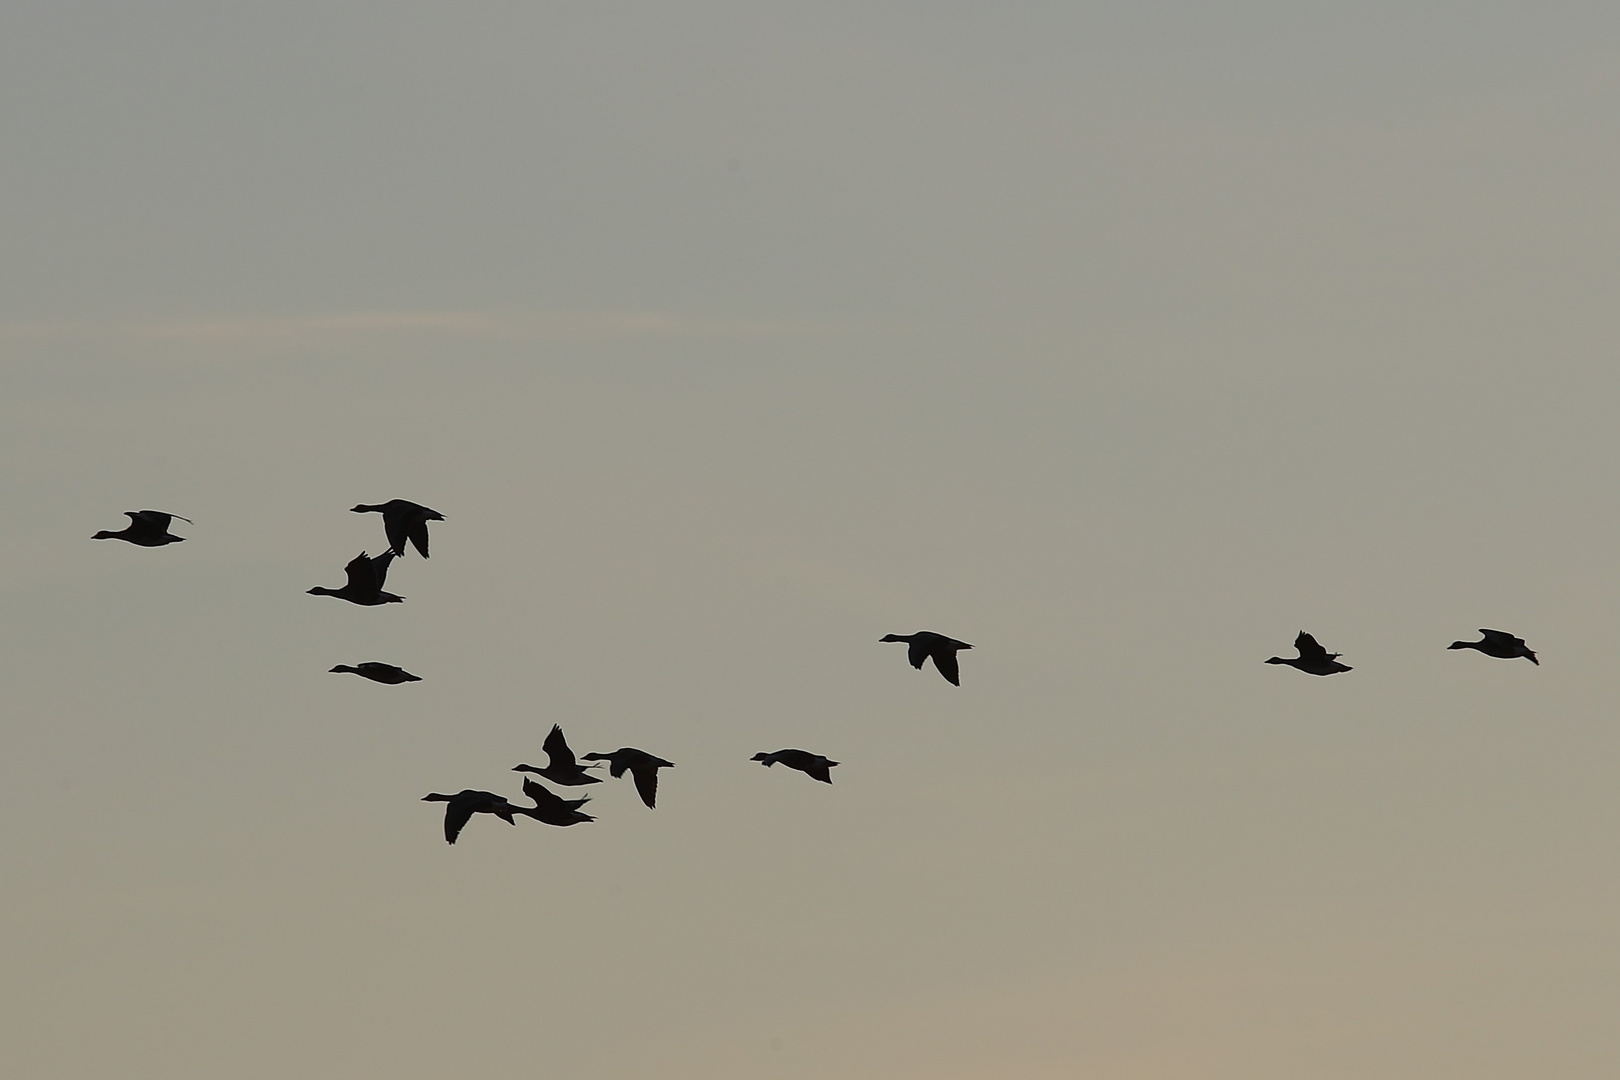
94 503 1540 844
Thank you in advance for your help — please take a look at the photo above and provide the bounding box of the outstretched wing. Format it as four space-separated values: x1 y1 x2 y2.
805 759 835 784
381 514 410 558
442 800 476 844
1294 632 1328 661
1479 629 1521 647
522 777 567 811
931 648 962 686
543 724 577 771
631 764 660 808
342 552 377 591
906 640 929 670
406 518 432 558
368 549 397 588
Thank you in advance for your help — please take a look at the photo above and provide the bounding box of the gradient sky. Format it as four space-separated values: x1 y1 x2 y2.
7 3 1620 1077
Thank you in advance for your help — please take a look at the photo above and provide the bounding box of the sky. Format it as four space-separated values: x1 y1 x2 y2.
5 3 1620 1077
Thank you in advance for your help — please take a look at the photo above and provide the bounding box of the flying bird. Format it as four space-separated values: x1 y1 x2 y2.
880 631 973 685
582 747 675 809
93 510 192 547
329 662 421 684
421 789 523 844
752 749 838 784
1449 629 1538 665
351 500 444 559
518 778 595 826
1266 631 1352 676
307 550 404 605
513 725 602 786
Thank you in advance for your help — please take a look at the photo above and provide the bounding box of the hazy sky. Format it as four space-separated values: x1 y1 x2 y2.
7 3 1620 1077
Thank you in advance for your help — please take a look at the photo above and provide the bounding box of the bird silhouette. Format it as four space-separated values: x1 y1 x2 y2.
752 749 838 784
518 777 595 826
421 789 522 844
93 510 192 547
1449 629 1538 665
329 662 420 684
582 747 675 808
513 725 603 786
307 551 404 605
350 500 444 559
1266 631 1352 676
880 631 973 685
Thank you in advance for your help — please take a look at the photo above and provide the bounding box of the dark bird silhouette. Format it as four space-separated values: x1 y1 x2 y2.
582 748 675 808
421 789 522 844
307 550 404 605
93 510 192 547
330 662 420 684
752 749 838 784
518 777 595 826
1266 631 1352 675
1449 629 1538 665
351 500 444 559
512 724 602 786
879 631 973 685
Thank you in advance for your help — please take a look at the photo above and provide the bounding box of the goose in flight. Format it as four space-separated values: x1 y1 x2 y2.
93 510 192 547
329 662 421 684
513 725 603 786
880 631 973 686
752 749 838 784
582 747 675 809
518 778 595 826
1449 629 1538 665
307 550 404 605
421 789 523 844
351 500 444 559
1266 631 1352 676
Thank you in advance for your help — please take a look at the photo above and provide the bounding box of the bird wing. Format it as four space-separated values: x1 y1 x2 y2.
931 648 961 686
442 800 476 844
805 759 834 784
1479 629 1520 646
521 777 565 810
543 725 577 771
1295 632 1328 660
381 514 410 558
368 549 397 588
131 510 173 531
906 639 929 670
406 518 431 558
343 552 377 591
630 764 659 808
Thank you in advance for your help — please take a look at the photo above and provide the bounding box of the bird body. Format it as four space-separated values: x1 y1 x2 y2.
513 724 602 785
582 747 674 808
308 550 404 605
752 749 838 784
1266 631 1352 676
422 789 522 844
1450 629 1538 665
880 631 973 685
330 662 421 684
93 510 191 546
351 500 444 559
518 778 595 826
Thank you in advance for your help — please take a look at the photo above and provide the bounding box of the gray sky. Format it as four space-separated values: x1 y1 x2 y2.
6 3 1620 1077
